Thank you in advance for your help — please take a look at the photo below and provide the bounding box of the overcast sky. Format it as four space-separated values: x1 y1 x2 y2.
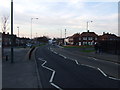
0 0 119 38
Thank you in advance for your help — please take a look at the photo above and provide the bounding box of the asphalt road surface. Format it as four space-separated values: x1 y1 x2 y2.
51 45 120 79
35 45 120 89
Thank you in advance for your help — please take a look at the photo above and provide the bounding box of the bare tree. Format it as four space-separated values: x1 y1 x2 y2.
1 15 9 33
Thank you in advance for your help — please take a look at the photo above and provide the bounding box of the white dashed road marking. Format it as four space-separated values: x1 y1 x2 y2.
49 47 120 81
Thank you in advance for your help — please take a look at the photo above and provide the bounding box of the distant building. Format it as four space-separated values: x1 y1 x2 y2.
79 30 98 45
66 30 98 46
56 38 64 46
2 32 16 47
2 32 30 47
99 32 118 41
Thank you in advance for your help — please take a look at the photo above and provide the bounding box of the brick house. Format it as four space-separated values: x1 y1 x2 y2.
79 30 98 45
68 33 80 45
99 32 118 41
67 30 98 46
2 32 17 47
2 32 30 47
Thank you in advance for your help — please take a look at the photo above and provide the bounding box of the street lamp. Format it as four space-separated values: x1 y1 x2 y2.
17 26 19 37
31 18 38 39
64 29 66 45
86 21 93 31
11 0 14 63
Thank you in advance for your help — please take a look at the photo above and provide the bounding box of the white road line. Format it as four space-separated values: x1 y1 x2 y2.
81 64 97 69
108 77 120 81
88 57 98 60
50 71 55 82
53 51 58 54
88 57 120 65
51 83 63 90
75 60 79 65
38 58 62 90
97 68 107 77
59 54 67 59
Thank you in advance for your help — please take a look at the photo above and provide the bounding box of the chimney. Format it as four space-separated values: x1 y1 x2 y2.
7 32 9 35
103 32 105 35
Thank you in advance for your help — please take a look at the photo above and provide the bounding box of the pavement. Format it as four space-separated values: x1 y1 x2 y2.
72 49 119 64
57 45 119 64
2 47 38 88
35 45 120 88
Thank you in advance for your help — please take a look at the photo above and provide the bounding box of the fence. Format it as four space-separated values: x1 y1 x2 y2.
99 40 120 55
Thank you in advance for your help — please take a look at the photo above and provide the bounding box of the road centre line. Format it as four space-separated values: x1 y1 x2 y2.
48 48 120 81
59 54 67 59
75 60 79 65
108 77 120 81
53 51 58 54
38 58 62 90
97 68 107 77
81 64 97 69
51 83 62 90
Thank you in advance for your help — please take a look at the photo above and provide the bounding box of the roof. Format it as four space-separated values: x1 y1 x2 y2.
80 32 98 37
72 33 80 38
99 33 117 39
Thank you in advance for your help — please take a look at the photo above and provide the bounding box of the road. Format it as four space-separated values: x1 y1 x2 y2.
35 45 120 89
51 45 120 79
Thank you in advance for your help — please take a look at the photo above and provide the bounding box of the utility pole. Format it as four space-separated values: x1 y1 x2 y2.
17 26 19 37
31 18 38 39
17 26 19 46
64 29 66 45
60 29 62 38
86 21 93 31
11 0 14 63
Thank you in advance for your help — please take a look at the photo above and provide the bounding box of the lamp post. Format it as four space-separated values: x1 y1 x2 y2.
86 21 93 31
64 29 66 45
17 26 19 37
11 0 14 63
31 18 38 39
17 26 19 46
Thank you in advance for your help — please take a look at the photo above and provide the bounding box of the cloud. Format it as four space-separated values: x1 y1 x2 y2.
0 1 118 38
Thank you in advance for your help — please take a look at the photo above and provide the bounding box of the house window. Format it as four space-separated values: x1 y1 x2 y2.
88 42 93 45
95 38 97 40
79 42 81 45
83 37 87 40
83 42 87 45
88 37 93 40
79 38 81 40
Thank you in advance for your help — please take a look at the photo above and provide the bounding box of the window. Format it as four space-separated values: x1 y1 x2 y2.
83 37 87 40
79 38 81 40
79 42 81 45
83 42 87 45
88 42 93 45
88 37 93 40
95 38 97 40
